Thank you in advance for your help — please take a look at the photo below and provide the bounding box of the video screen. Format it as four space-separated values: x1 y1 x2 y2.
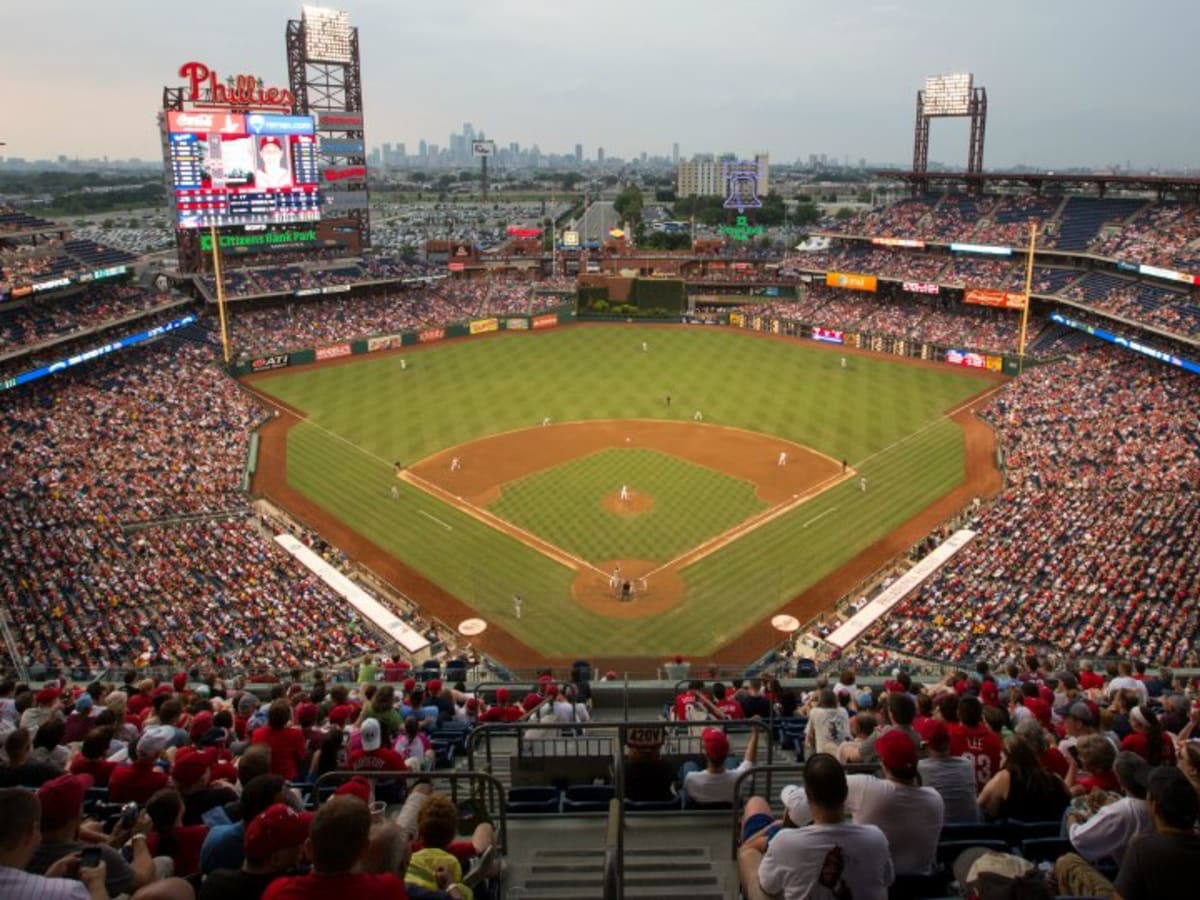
166 111 321 229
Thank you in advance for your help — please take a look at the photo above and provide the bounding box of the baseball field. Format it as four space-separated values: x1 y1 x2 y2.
246 324 1003 668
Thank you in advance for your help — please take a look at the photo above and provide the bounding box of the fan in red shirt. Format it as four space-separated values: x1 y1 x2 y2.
108 726 172 804
948 696 1002 792
712 683 744 720
479 687 524 723
263 795 408 900
142 787 208 878
1078 661 1106 692
1120 705 1177 765
672 681 707 722
251 699 308 782
69 727 119 786
346 719 410 772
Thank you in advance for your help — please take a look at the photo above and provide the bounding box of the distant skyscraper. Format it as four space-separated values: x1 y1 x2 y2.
419 139 428 158
597 147 605 164
575 143 583 163
672 142 679 164
398 143 406 159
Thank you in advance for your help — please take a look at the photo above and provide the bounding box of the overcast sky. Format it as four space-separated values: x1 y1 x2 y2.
3 0 1198 170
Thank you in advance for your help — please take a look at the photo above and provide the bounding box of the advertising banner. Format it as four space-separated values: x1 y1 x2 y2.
902 281 940 294
532 314 558 329
322 166 367 184
317 111 364 130
872 237 927 249
825 272 878 292
319 138 365 155
950 243 1013 257
1138 263 1199 285
946 348 987 368
367 335 403 352
729 312 745 327
315 342 351 360
985 355 1003 372
250 353 290 372
964 288 1026 310
418 328 445 343
447 262 466 272
812 326 845 344
469 318 498 335
505 318 529 331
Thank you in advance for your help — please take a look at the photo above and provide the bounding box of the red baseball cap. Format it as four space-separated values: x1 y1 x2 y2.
877 729 918 772
171 747 216 788
172 673 188 691
495 688 510 703
244 803 313 862
426 679 442 695
37 773 93 829
189 711 214 741
701 727 730 763
1024 698 1052 726
980 681 1000 707
918 719 950 749
295 703 319 727
334 777 371 805
328 704 352 727
34 687 61 706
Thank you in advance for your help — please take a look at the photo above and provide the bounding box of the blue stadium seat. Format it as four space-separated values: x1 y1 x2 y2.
505 786 560 814
561 784 615 813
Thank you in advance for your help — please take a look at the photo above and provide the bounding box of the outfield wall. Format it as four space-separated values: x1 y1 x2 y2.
230 306 574 377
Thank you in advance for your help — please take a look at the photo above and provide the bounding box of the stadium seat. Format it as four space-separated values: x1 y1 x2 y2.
623 796 683 812
1019 837 1073 863
937 838 1010 868
505 786 560 815
561 784 616 813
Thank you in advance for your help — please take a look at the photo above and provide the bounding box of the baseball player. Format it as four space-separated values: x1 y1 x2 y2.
450 457 461 472
777 451 788 467
693 409 703 422
620 485 630 502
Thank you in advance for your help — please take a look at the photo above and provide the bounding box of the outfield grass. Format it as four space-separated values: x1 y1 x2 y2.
259 325 990 657
488 448 767 563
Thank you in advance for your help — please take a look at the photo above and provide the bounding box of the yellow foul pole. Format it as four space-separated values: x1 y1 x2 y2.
1018 220 1037 374
209 224 231 365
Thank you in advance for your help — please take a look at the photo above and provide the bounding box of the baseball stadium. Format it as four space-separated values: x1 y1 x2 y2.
2 5 1200 899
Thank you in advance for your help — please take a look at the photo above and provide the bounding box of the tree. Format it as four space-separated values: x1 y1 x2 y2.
613 184 644 226
793 202 821 227
835 207 856 221
561 172 583 191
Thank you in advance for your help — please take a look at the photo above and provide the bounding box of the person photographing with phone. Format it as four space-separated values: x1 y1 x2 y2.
0 786 108 899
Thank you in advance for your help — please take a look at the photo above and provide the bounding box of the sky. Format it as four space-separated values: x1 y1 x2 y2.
3 0 1199 170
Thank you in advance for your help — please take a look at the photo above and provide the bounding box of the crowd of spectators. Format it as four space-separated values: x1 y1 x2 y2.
0 284 183 354
0 329 383 672
229 280 564 357
198 256 437 301
1061 277 1200 339
1089 202 1200 272
863 346 1200 666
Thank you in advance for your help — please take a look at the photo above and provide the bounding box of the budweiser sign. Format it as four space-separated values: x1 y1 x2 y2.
179 61 294 111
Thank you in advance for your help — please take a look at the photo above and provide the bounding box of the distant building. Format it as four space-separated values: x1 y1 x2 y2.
676 152 769 199
575 143 583 163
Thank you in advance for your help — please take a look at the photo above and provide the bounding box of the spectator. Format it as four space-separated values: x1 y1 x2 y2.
978 735 1071 822
261 795 408 899
198 774 287 876
1064 752 1154 869
0 726 61 787
0 786 107 900
802 689 850 757
198 802 312 900
680 726 760 806
251 702 307 784
948 695 1003 793
1120 705 1175 766
141 789 208 879
917 720 980 823
740 753 892 900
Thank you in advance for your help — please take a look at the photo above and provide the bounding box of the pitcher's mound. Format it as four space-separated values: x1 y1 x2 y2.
602 490 654 516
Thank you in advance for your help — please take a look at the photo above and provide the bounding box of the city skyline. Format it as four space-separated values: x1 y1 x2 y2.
2 1 1199 170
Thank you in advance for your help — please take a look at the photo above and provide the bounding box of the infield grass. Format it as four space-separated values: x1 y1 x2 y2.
488 448 767 563
256 324 993 658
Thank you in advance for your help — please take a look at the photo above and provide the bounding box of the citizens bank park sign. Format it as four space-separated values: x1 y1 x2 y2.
177 61 294 111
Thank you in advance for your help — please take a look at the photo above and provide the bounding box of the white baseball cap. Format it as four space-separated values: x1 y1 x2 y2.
360 718 382 752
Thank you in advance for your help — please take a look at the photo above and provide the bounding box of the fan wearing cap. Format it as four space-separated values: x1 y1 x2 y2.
198 802 312 900
479 688 523 724
346 719 410 804
20 686 62 734
172 747 238 826
63 694 97 745
108 727 171 805
1057 699 1109 762
916 720 980 823
741 753 892 900
261 795 407 900
841 692 921 766
27 774 146 896
1120 704 1176 766
679 725 760 806
783 730 943 876
198 773 288 876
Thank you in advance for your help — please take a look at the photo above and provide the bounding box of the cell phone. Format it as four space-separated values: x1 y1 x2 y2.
80 846 103 869
119 802 139 830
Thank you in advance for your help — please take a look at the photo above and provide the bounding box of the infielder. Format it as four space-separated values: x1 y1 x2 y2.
777 451 788 467
450 457 461 472
841 357 847 369
619 484 630 502
512 594 522 620
693 409 703 422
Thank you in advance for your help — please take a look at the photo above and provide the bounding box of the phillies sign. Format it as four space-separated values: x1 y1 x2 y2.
179 61 294 111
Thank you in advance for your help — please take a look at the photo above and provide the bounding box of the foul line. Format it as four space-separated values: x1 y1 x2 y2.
400 470 608 577
418 510 452 531
802 507 838 529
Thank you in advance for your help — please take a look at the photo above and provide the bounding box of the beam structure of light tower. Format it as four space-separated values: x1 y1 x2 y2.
286 6 370 246
472 140 496 201
912 72 987 194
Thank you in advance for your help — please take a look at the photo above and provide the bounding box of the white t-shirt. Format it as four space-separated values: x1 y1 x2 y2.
682 760 752 804
843 776 943 875
806 707 852 755
758 822 893 900
918 756 981 823
1105 676 1148 705
1069 797 1155 864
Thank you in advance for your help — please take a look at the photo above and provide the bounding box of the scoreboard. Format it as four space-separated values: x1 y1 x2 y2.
166 110 321 229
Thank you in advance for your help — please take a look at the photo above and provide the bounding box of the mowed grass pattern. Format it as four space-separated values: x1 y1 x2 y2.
259 325 993 657
488 448 767 563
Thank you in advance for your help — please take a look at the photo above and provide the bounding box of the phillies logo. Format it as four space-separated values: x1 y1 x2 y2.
179 61 294 111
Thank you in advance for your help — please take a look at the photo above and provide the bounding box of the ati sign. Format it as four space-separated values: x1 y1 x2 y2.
178 61 294 111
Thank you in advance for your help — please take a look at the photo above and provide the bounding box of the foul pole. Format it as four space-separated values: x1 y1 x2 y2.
1018 220 1037 374
209 224 231 365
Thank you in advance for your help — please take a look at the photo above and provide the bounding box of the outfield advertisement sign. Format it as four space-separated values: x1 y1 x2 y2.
946 349 987 368
872 237 926 249
532 314 558 329
367 335 403 352
315 342 351 360
1049 312 1200 375
902 281 940 294
729 312 745 327
505 318 529 331
250 353 290 372
825 272 877 292
812 326 845 344
469 318 498 335
965 288 1026 310
418 328 445 343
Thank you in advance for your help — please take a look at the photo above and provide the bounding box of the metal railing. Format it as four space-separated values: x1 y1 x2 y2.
603 797 623 900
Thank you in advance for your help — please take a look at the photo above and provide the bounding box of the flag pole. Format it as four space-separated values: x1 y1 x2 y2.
1018 220 1037 374
210 224 231 365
